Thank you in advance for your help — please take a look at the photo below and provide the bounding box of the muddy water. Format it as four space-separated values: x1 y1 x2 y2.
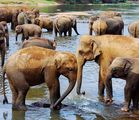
1 4 139 120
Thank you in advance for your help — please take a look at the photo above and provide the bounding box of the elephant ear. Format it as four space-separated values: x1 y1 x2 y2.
123 59 132 75
91 40 101 59
55 56 62 70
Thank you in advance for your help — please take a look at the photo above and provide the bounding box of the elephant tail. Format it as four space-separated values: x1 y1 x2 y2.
2 64 8 104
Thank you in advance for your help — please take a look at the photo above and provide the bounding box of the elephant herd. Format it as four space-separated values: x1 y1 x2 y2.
0 7 139 112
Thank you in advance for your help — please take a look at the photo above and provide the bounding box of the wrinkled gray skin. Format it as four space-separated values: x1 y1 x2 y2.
128 20 139 38
105 57 139 112
15 24 42 42
0 21 9 47
22 37 56 50
0 23 6 66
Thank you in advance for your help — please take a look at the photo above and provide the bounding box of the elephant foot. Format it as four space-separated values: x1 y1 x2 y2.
12 104 27 111
51 104 61 110
121 106 129 112
98 95 105 102
105 97 113 104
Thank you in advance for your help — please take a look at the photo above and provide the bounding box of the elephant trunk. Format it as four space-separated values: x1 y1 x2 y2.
76 56 85 95
16 33 18 42
73 23 79 35
53 78 76 109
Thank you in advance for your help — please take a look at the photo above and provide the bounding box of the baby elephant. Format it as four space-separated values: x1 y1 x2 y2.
3 46 77 110
22 37 56 50
15 24 42 42
105 57 139 112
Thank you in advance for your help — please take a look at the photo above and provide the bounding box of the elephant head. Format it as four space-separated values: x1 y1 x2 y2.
25 11 36 24
15 25 23 41
49 52 78 108
76 35 101 95
107 57 132 78
105 57 132 102
89 16 99 35
70 16 80 35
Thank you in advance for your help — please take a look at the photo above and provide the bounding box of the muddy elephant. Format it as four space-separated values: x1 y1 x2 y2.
34 16 53 32
90 17 124 35
22 37 56 49
3 46 77 110
15 24 42 42
0 23 6 66
128 20 139 38
105 57 139 112
76 35 139 100
0 21 9 47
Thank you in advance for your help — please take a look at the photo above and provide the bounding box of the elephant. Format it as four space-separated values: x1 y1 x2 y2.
76 35 139 101
54 15 79 37
15 24 42 42
90 17 124 35
128 20 139 38
54 16 72 37
105 57 139 112
0 21 9 47
2 46 77 110
0 7 25 30
0 23 6 66
34 16 53 32
31 8 40 18
22 37 56 50
67 15 79 35
17 10 36 25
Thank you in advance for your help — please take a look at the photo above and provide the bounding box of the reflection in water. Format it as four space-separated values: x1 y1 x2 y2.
1 4 139 120
12 110 25 120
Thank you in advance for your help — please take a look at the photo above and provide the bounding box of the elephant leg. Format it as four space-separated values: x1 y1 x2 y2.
44 67 61 109
54 27 58 37
68 28 72 36
59 32 62 37
98 67 107 101
5 33 9 47
21 34 25 42
132 87 138 110
1 44 5 67
9 81 18 109
64 31 67 36
99 59 112 101
89 27 93 35
132 95 138 110
15 89 29 111
47 79 61 108
121 83 132 112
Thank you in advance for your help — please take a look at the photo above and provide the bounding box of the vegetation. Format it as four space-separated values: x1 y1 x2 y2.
0 0 135 5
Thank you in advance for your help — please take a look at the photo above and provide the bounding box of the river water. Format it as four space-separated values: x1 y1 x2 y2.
0 4 139 120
